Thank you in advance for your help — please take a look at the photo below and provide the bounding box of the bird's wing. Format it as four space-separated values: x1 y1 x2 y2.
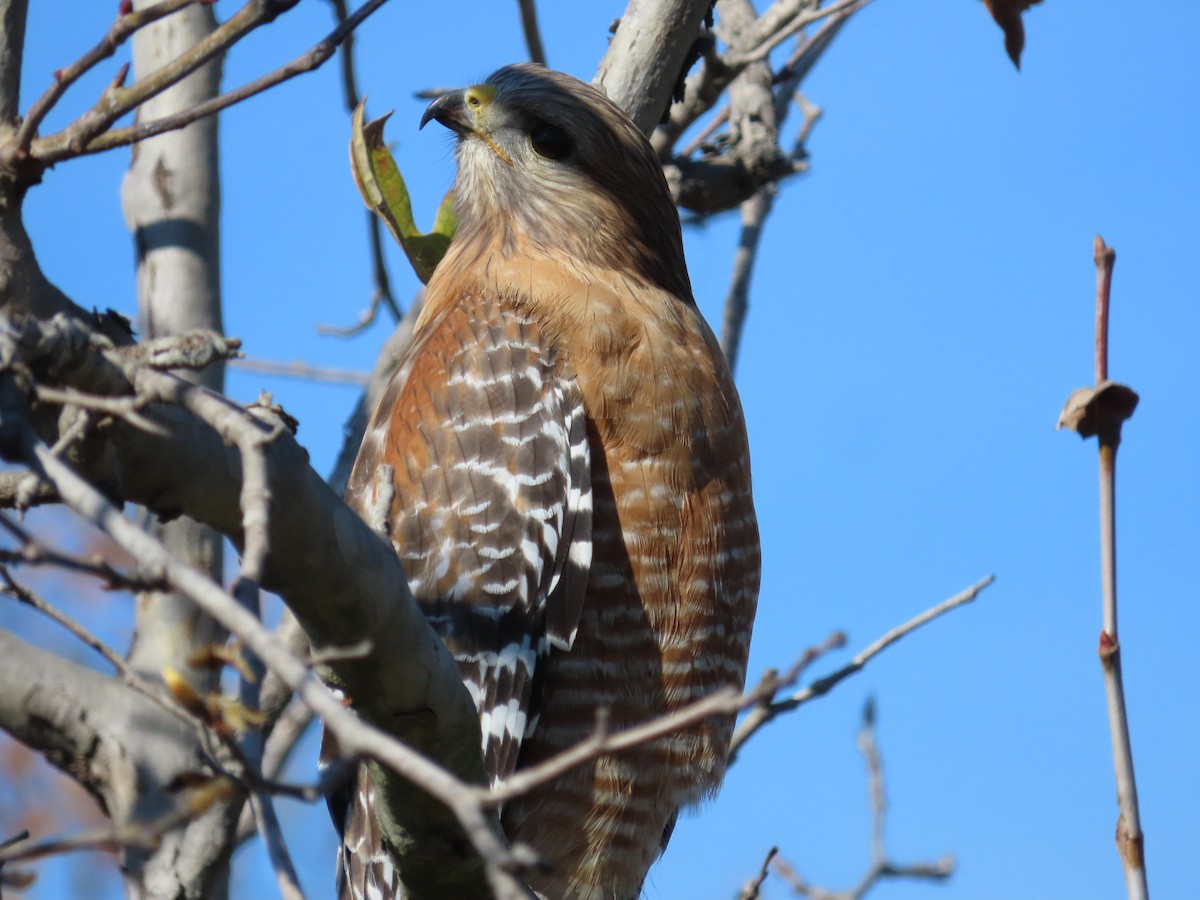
346 288 592 783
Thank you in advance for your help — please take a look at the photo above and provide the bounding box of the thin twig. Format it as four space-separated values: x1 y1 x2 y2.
721 186 774 373
315 288 398 338
739 846 778 900
0 778 236 865
1090 236 1148 899
263 699 316 781
728 630 847 766
0 558 194 731
31 0 270 163
719 75 824 371
515 0 547 65
10 0 202 158
0 515 163 591
230 398 303 899
772 1 868 91
859 698 885 868
34 383 169 436
770 700 954 899
246 791 304 900
1095 237 1114 382
727 0 866 67
488 573 989 806
235 742 343 844
0 831 29 852
229 356 369 386
483 688 739 807
728 576 994 760
679 106 730 158
31 0 390 162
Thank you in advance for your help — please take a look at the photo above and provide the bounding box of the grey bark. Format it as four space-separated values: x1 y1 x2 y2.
122 0 226 689
0 310 490 895
0 0 25 128
595 0 713 135
0 629 220 896
116 5 235 898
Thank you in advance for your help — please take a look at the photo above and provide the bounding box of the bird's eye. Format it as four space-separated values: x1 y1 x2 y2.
529 122 571 160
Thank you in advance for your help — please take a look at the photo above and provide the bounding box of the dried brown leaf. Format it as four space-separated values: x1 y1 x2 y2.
186 641 256 681
982 0 1045 69
183 776 236 816
163 667 263 734
217 698 267 733
162 666 211 720
1056 381 1139 440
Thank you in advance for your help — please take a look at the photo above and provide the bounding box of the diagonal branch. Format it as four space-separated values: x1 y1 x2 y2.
727 0 867 67
729 576 994 762
595 0 715 135
28 0 389 163
20 429 526 898
0 311 503 896
12 0 202 157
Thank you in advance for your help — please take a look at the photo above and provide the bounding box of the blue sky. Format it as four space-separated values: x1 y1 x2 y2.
7 1 1199 898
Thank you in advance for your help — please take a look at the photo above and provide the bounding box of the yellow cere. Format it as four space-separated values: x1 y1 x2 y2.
463 84 512 165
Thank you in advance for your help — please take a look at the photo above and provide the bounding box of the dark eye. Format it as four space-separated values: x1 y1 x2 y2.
530 122 571 160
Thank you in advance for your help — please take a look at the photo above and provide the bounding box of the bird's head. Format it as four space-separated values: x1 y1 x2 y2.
420 64 692 302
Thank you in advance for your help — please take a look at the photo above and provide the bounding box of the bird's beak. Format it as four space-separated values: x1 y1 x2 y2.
420 89 468 132
420 85 513 164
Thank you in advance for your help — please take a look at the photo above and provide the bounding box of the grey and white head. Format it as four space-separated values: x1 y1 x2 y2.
421 63 691 300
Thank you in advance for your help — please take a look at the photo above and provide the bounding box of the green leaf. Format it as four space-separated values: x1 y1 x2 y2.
350 98 456 284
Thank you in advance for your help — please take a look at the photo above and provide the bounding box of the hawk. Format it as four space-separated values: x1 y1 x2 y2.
331 63 760 900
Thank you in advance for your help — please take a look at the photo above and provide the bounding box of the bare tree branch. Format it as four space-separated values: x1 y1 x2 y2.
114 8 241 893
0 0 28 128
515 0 548 66
0 554 163 697
12 0 202 158
595 0 714 135
0 311 503 895
727 0 866 67
729 576 995 762
234 698 316 844
654 0 865 161
1056 237 1147 899
19 427 526 897
720 93 821 369
28 0 390 163
231 355 369 386
739 846 779 900
770 699 955 899
0 468 57 507
229 397 304 900
0 626 210 855
0 776 236 866
29 0 280 164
